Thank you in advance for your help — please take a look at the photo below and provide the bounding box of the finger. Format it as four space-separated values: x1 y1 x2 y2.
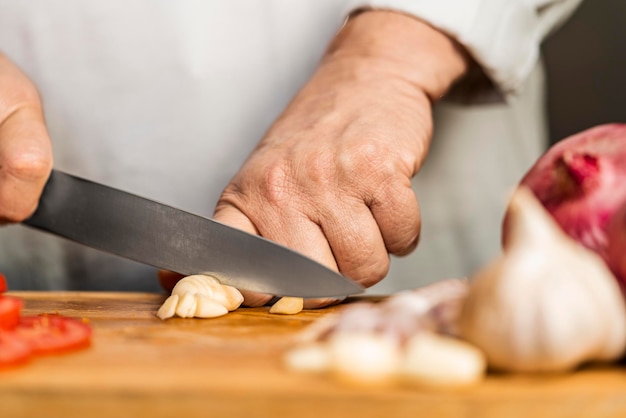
369 179 421 256
303 296 345 310
215 199 343 307
317 198 390 288
0 107 53 223
212 203 274 307
0 56 53 223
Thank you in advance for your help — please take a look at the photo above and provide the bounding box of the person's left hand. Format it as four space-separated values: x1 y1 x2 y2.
158 11 468 308
211 11 468 308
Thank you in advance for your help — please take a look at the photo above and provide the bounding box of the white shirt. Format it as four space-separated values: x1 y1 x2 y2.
0 0 581 292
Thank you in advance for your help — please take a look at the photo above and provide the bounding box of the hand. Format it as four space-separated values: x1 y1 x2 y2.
0 53 53 224
213 11 468 308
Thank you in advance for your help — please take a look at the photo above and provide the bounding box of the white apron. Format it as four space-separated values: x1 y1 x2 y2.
0 0 577 293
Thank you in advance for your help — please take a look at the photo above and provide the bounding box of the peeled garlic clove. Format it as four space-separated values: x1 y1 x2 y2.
156 294 179 320
194 295 229 318
222 285 244 311
284 343 331 373
328 333 400 386
459 187 626 372
269 297 304 315
171 274 219 295
172 274 229 306
175 292 198 318
402 332 486 387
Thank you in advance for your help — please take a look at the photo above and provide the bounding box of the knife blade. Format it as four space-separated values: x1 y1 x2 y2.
23 170 363 298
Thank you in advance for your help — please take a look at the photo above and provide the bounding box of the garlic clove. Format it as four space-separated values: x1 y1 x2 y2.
284 343 331 374
175 292 198 318
171 274 220 295
194 294 229 318
269 296 304 315
156 294 179 320
221 285 244 311
401 332 486 387
459 187 626 372
327 333 400 386
172 274 228 305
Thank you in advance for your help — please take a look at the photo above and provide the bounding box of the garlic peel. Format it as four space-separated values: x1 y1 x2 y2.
459 187 626 372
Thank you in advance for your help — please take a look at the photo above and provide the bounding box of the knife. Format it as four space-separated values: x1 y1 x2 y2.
22 170 363 298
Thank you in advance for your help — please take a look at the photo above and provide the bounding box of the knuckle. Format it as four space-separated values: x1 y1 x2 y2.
339 139 400 184
343 139 384 168
262 162 299 206
2 146 52 183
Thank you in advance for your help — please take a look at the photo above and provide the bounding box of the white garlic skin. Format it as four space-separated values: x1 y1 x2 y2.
459 187 626 372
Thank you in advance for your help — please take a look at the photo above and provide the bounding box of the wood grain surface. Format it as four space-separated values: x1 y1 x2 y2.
1 291 625 418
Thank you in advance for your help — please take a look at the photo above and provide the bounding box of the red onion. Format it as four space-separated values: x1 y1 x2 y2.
607 202 626 291
515 123 626 287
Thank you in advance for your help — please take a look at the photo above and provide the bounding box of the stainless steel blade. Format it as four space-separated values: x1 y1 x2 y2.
23 170 363 298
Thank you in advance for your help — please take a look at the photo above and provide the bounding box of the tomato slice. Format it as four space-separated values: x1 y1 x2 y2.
0 331 32 367
0 273 7 293
0 296 22 330
158 270 184 293
15 315 92 355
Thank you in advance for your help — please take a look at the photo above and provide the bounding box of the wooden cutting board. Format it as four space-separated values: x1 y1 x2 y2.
1 291 625 418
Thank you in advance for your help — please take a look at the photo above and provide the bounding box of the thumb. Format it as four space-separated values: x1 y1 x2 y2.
0 54 53 223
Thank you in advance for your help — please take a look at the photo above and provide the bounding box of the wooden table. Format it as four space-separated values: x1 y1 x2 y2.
1 291 625 418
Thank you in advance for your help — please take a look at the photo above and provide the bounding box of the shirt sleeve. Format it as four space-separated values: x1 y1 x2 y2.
344 0 583 96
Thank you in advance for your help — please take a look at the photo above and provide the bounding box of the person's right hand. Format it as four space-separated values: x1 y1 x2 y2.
0 53 53 224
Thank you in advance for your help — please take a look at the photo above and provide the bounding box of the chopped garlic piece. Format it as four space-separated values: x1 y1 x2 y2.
284 344 330 373
329 333 400 386
175 292 197 318
194 294 228 318
157 274 245 320
402 332 486 387
270 296 304 315
222 285 244 311
156 294 179 320
172 274 229 307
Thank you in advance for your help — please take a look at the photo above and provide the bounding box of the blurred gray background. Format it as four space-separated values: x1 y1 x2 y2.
543 0 625 143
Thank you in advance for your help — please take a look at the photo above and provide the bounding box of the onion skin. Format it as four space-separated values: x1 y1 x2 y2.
607 202 626 293
512 123 626 288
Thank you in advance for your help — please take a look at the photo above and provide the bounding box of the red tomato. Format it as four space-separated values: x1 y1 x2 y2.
0 296 22 330
0 273 7 293
158 270 184 293
15 315 92 355
0 331 31 367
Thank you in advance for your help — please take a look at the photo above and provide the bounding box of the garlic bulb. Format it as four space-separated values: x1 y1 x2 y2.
459 187 626 372
157 274 244 319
